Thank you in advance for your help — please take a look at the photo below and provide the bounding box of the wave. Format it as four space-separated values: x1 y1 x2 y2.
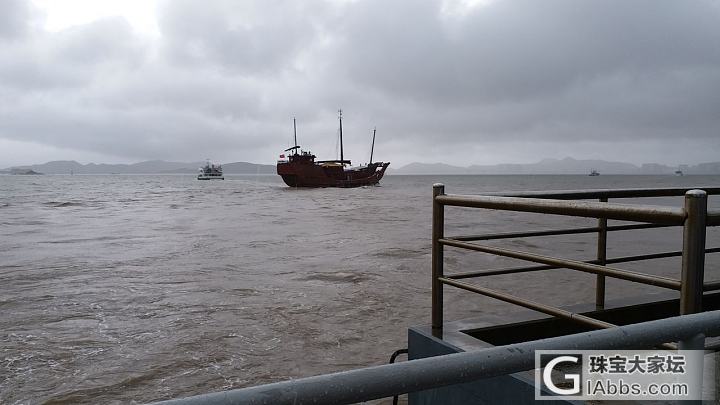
43 201 85 208
296 271 373 284
39 235 127 244
371 247 425 258
39 362 186 405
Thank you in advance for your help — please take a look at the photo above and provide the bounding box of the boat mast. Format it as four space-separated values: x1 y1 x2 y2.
338 109 344 163
293 117 298 155
370 127 376 164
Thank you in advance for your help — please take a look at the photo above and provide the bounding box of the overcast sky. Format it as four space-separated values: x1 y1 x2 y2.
1 0 719 168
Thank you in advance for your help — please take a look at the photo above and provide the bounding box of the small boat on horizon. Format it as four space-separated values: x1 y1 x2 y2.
675 170 684 176
276 110 390 188
10 168 43 175
589 169 600 176
198 160 224 180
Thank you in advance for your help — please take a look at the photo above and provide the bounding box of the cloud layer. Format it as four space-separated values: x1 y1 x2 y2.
1 0 719 167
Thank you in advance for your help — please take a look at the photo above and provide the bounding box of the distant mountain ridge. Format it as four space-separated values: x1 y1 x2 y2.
4 157 720 175
2 160 276 174
393 157 720 175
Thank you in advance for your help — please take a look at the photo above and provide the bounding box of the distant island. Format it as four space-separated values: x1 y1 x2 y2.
9 168 43 175
3 157 720 175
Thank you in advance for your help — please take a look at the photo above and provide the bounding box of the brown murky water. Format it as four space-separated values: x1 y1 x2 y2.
2 174 719 404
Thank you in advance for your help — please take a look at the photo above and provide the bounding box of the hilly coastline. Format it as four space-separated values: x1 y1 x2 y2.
4 157 720 175
1 160 276 175
392 157 720 175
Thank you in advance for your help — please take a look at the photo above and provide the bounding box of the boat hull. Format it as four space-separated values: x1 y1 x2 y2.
198 161 224 180
277 161 389 188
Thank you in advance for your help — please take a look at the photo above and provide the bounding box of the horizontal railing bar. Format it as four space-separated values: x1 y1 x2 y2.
451 223 671 242
447 264 558 279
445 247 720 280
150 311 720 405
443 253 665 280
604 247 720 266
484 187 720 200
604 223 673 231
451 226 601 241
435 195 686 224
709 210 720 226
605 250 682 263
439 277 616 329
440 238 682 290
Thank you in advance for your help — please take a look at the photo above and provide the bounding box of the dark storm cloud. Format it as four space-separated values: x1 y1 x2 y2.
0 0 719 167
331 0 720 143
338 0 720 103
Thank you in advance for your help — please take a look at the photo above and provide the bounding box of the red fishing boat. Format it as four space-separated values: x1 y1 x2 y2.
277 110 390 188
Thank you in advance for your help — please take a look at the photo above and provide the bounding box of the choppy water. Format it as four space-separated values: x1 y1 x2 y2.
1 174 719 404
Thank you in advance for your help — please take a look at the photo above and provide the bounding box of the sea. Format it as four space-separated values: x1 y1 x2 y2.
1 174 719 404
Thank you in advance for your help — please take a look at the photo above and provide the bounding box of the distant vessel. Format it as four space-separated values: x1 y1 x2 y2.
589 169 600 176
197 161 224 180
276 110 390 188
674 170 684 176
10 168 42 175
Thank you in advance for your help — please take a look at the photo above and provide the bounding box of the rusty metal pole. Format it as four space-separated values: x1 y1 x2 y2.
432 184 445 336
679 190 707 354
596 197 608 310
680 190 707 315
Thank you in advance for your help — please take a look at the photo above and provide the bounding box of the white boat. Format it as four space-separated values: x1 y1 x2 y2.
589 169 600 176
198 161 224 180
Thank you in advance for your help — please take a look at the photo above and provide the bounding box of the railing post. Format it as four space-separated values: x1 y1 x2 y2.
595 197 607 310
432 183 445 335
679 190 707 352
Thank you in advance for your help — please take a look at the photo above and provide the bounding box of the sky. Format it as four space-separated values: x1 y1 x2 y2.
0 0 719 168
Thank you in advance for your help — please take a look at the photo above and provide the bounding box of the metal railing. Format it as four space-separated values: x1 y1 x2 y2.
432 185 720 350
151 310 720 405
